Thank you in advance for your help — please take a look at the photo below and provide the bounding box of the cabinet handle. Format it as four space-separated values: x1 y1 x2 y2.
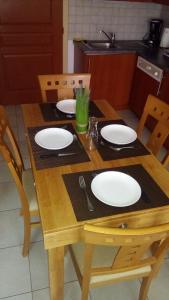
157 73 164 96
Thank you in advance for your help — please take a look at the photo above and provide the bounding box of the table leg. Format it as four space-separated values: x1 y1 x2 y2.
48 246 64 300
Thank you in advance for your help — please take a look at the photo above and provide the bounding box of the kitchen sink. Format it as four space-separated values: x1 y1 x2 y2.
82 40 120 50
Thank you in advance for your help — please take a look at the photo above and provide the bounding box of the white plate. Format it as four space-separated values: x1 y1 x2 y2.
100 124 137 145
34 128 73 150
56 99 76 114
91 171 141 207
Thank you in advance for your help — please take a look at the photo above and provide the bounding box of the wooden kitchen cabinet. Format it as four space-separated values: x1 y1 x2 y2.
74 46 137 110
159 73 169 104
153 0 169 4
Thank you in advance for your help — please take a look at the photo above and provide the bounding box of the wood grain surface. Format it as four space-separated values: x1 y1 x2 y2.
22 100 169 300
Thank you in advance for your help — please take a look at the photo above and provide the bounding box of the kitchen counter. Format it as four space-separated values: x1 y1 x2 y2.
74 40 169 72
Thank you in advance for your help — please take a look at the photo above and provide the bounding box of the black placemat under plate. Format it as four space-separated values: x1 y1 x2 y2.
96 120 150 161
28 124 90 170
40 101 104 122
63 164 169 221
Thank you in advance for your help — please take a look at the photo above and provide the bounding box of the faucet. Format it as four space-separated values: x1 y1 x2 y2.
99 30 115 45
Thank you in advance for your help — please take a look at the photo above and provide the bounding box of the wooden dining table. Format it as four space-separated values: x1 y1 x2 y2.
21 100 169 300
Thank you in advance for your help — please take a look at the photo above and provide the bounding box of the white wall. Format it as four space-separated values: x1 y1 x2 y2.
68 40 74 72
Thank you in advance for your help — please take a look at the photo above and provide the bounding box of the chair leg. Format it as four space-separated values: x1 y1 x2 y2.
22 218 31 257
81 285 90 300
139 276 153 300
81 275 91 300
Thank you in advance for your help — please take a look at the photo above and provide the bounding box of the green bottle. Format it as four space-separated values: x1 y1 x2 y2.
75 88 89 134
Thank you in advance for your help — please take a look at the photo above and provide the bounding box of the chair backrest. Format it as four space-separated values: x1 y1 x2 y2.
0 106 29 215
82 223 169 280
137 95 169 166
38 73 91 102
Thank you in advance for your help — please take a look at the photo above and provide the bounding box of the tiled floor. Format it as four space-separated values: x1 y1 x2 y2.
0 105 169 300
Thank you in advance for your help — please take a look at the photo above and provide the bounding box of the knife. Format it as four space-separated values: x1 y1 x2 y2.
40 152 77 159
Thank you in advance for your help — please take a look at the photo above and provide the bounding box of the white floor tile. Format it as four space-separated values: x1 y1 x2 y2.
154 258 169 279
90 280 141 300
0 152 4 161
6 107 17 128
0 182 21 211
0 246 31 298
0 161 13 183
0 209 42 249
32 288 50 300
29 242 77 291
0 293 32 300
118 109 138 130
23 158 31 169
64 251 78 283
29 241 49 291
31 227 43 244
0 209 23 248
64 281 85 300
148 273 169 300
18 141 29 158
32 282 85 300
6 105 17 115
15 105 22 115
17 125 28 143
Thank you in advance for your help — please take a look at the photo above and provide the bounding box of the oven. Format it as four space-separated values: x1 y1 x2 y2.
129 56 163 118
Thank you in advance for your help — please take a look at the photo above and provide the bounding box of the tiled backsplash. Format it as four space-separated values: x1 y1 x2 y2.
68 0 162 40
161 5 169 26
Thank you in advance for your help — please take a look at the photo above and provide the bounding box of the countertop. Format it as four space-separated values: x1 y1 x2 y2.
74 40 169 72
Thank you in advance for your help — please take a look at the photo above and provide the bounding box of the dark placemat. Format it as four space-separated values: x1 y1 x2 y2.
28 124 90 170
40 101 104 122
63 164 169 221
96 120 150 160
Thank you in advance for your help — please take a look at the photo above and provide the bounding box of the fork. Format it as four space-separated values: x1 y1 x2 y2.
100 140 134 151
79 175 94 212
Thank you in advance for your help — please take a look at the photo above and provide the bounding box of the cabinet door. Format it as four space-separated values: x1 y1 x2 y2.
153 0 169 4
86 53 136 110
159 73 169 104
0 0 63 105
129 67 159 118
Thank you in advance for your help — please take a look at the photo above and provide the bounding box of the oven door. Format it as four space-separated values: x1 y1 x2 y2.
129 57 163 118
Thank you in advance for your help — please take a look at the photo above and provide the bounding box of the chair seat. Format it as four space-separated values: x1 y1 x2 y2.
22 169 38 212
71 242 151 284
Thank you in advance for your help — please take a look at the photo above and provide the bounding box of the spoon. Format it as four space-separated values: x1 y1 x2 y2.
100 140 134 151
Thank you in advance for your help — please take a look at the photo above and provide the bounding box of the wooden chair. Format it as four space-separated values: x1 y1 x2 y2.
69 223 169 300
38 73 91 102
137 94 169 167
0 105 40 256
